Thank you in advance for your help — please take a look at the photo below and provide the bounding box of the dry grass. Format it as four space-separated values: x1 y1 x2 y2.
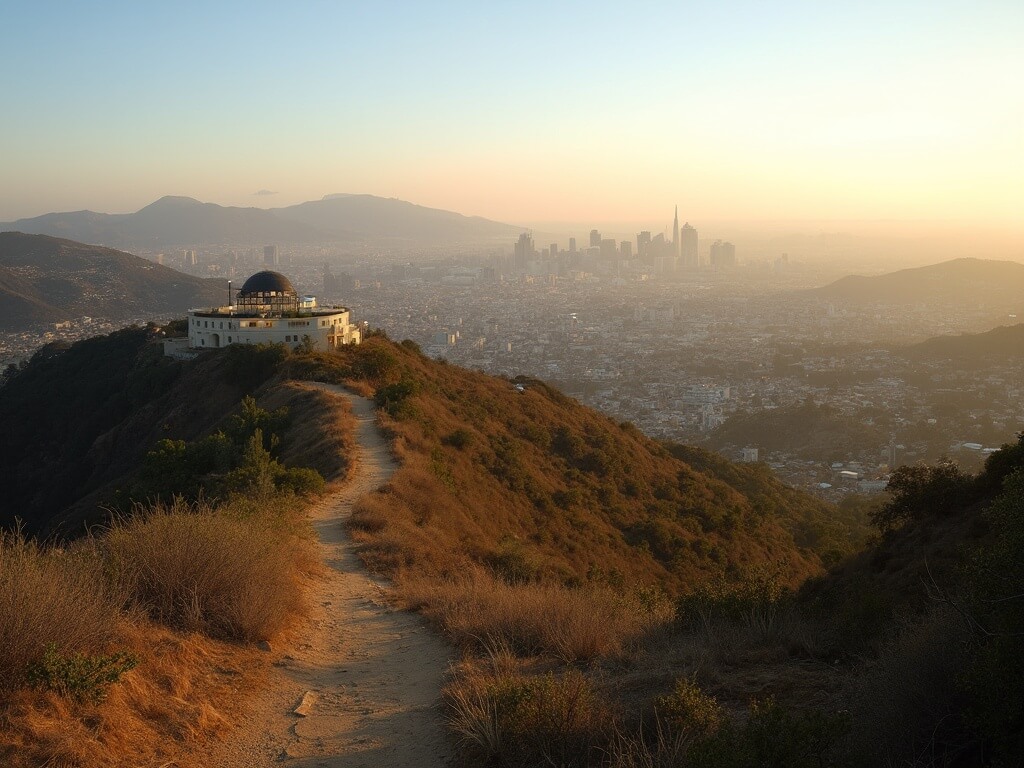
0 621 268 768
403 569 674 663
103 497 315 643
0 530 122 691
445 659 617 768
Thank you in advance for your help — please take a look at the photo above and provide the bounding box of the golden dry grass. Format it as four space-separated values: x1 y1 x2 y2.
402 569 675 663
0 620 268 767
104 497 317 643
0 531 121 691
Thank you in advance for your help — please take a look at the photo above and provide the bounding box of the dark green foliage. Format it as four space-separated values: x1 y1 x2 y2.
222 342 289 387
871 458 973 531
0 327 181 533
962 470 1024 761
126 400 322 504
26 644 138 703
375 378 420 418
977 432 1024 494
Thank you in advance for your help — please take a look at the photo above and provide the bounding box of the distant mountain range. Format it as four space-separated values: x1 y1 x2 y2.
0 194 524 248
809 257 1024 310
0 232 226 329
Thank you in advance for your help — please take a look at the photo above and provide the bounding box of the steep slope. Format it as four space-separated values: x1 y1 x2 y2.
808 257 1024 310
0 232 226 329
288 338 843 593
0 330 349 537
272 193 523 242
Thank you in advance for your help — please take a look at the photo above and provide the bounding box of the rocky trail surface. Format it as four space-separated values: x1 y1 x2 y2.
206 386 454 768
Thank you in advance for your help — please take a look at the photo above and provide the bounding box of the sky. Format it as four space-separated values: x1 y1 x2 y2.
2 0 1023 230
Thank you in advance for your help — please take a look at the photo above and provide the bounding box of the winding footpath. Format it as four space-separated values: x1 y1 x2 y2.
207 386 454 768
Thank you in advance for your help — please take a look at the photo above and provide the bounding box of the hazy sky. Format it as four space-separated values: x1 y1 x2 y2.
2 0 1022 227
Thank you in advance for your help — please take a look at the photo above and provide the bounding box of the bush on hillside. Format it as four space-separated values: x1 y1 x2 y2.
0 532 122 691
103 498 310 642
871 459 974 532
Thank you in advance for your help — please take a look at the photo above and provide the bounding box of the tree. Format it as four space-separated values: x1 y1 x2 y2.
871 458 973 532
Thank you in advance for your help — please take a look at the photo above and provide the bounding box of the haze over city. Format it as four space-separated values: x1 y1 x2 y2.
3 0 1023 240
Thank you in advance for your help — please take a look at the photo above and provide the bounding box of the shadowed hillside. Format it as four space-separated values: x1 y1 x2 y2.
0 328 351 537
0 232 226 329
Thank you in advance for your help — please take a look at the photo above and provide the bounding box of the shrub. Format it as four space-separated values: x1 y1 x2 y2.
871 458 974 532
25 644 137 703
446 667 615 768
0 531 121 691
375 379 420 418
103 499 309 643
441 428 474 450
655 678 724 741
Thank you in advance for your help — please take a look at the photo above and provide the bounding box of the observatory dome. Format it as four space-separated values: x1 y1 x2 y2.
238 270 296 297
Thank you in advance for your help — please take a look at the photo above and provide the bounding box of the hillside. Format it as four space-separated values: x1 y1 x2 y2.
903 322 1024 362
2 194 523 248
285 338 855 593
0 328 351 537
808 257 1024 310
0 329 846 590
0 232 226 329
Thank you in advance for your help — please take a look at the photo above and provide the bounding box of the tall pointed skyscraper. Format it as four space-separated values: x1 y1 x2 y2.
672 205 680 259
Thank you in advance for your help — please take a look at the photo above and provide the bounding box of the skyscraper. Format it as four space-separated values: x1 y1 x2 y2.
680 223 698 268
590 229 601 248
672 205 680 259
636 231 651 260
513 232 534 271
264 245 279 267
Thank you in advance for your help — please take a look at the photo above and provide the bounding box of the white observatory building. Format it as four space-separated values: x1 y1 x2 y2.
183 270 361 352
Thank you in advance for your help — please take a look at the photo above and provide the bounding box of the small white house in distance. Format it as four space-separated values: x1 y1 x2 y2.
186 270 361 351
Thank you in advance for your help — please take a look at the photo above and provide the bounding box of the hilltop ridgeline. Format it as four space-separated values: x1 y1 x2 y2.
0 232 226 329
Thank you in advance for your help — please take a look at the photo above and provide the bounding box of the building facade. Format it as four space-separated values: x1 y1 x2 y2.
185 270 360 352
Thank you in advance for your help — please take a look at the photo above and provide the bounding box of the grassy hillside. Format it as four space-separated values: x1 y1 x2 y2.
0 331 356 766
284 336 852 594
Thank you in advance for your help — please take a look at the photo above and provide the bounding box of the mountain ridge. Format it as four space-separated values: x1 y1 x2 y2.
1 194 524 248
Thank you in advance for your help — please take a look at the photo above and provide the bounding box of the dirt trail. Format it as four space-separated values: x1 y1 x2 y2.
206 386 454 768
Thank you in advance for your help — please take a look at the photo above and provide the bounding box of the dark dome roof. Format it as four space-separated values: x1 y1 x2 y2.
238 270 295 296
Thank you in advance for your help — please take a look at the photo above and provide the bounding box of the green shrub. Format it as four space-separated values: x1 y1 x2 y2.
655 678 724 741
26 644 137 703
375 379 420 418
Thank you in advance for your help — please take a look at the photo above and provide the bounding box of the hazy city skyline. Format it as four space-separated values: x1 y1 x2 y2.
2 1 1022 229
